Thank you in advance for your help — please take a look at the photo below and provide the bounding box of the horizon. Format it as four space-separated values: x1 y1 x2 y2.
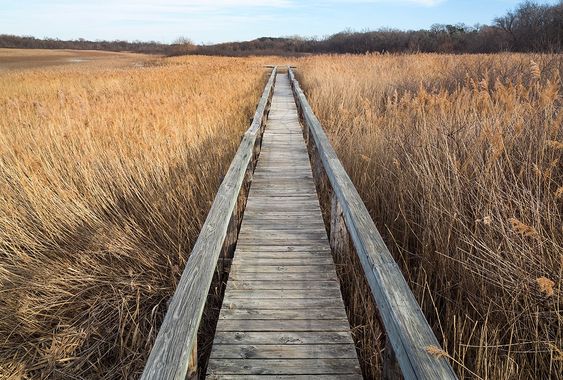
1 0 560 45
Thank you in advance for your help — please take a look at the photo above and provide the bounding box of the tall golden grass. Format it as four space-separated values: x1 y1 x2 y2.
298 53 562 379
0 55 269 378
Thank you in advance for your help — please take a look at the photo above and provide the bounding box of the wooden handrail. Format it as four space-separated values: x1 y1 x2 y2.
141 67 277 380
288 68 457 380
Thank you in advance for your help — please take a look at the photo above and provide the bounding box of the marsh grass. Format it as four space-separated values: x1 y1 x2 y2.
0 55 269 378
299 53 562 379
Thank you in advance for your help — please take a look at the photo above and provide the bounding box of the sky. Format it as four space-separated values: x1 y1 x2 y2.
0 0 559 44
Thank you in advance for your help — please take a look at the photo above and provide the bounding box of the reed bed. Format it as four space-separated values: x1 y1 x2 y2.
0 55 268 379
298 53 562 379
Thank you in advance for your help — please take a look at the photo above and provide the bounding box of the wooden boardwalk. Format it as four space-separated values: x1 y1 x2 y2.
142 68 456 380
206 74 362 378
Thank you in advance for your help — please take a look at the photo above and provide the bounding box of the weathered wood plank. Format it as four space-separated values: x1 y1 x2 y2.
237 231 327 240
207 375 361 380
245 200 319 206
207 358 361 375
219 308 347 320
220 298 343 309
248 191 315 196
229 265 335 273
234 245 331 252
232 258 334 266
226 280 339 290
225 288 341 299
244 195 318 200
210 344 358 359
241 211 323 217
241 217 324 224
235 242 330 249
233 251 332 258
215 319 351 332
213 331 355 345
228 272 337 281
239 225 326 232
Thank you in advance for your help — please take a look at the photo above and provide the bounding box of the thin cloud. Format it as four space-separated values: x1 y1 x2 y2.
314 0 445 6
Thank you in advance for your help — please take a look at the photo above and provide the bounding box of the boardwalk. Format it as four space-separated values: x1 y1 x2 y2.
206 74 362 378
142 68 456 380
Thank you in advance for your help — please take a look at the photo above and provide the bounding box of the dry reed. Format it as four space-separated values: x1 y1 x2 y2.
298 53 562 379
0 55 269 379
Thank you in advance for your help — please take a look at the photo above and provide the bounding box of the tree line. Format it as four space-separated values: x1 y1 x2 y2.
196 1 562 55
1 1 560 56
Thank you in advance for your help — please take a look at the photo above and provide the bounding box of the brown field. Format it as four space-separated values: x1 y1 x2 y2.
0 48 152 71
0 50 561 379
298 53 562 379
0 52 272 378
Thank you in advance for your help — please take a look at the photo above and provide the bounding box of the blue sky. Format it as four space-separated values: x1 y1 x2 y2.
0 0 558 44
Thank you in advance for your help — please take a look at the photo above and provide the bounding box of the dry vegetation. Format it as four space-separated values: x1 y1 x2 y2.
2 48 560 379
0 54 269 378
0 48 150 72
298 53 562 379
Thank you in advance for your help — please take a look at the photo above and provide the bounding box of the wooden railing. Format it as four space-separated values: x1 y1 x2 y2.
288 68 457 380
141 67 277 380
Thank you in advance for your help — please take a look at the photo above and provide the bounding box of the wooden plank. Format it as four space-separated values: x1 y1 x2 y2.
242 214 323 219
245 200 318 205
250 170 311 175
210 344 358 359
206 358 361 376
229 272 337 281
245 201 319 207
219 308 347 320
140 67 277 380
213 331 355 345
241 211 323 216
245 195 318 200
234 251 332 258
229 265 335 273
220 298 342 309
239 225 326 232
252 174 314 179
232 258 334 266
215 319 351 332
225 288 341 299
235 243 330 250
226 280 339 290
244 203 319 208
248 184 315 189
207 375 362 380
235 245 331 252
239 225 326 231
290 68 457 380
248 191 316 196
238 231 327 240
243 207 321 213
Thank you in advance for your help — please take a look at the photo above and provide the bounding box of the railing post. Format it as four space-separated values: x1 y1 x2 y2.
383 337 403 380
330 191 350 262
